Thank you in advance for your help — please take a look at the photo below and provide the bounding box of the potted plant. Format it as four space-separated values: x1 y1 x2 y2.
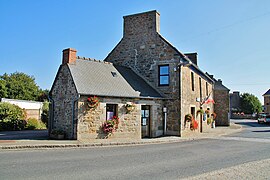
190 118 199 131
50 129 65 140
87 96 99 109
205 110 210 115
102 116 119 136
207 118 212 125
196 109 204 117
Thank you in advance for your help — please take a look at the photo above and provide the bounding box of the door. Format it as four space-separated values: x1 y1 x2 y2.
141 105 150 138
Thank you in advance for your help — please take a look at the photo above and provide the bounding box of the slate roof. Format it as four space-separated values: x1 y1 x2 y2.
263 89 270 96
68 59 162 98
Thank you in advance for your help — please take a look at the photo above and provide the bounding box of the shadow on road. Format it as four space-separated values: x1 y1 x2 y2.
252 130 270 133
0 130 48 140
233 119 270 128
233 121 258 127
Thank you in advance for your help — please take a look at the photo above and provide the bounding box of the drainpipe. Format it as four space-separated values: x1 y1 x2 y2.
72 95 80 139
47 95 54 136
163 107 167 136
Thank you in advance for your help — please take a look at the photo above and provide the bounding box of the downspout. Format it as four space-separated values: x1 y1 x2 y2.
47 95 54 136
72 95 80 139
179 65 183 136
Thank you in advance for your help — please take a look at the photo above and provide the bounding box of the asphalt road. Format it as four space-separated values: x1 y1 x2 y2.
1 119 270 180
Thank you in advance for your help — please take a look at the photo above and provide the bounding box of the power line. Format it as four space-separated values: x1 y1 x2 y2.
181 11 270 42
227 83 270 86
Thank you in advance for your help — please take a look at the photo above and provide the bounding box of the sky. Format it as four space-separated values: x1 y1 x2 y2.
0 0 269 103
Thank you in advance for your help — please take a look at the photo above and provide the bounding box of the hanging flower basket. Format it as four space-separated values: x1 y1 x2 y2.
125 103 136 113
102 116 119 135
87 96 99 109
190 119 199 130
196 109 204 117
205 110 210 115
211 112 217 120
185 114 193 122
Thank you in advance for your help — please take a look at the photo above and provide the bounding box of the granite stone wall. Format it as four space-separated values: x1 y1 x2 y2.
50 64 79 139
105 11 182 135
181 66 214 136
264 96 270 114
77 96 164 140
214 90 230 126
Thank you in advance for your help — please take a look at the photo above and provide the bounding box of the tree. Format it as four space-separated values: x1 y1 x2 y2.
0 72 43 101
0 79 7 98
240 93 262 114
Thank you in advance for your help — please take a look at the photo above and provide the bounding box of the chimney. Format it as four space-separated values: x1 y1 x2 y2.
123 10 160 37
185 53 198 66
62 48 77 65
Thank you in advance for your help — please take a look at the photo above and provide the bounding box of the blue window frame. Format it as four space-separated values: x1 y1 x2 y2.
159 65 169 86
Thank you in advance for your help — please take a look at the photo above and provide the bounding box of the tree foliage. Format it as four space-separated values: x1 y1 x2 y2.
0 72 45 101
240 93 262 114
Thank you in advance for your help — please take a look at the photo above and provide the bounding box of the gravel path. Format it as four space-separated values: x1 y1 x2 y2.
185 158 270 180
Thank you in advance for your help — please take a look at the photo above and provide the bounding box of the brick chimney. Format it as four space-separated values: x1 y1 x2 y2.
62 48 77 65
123 10 160 37
185 53 198 66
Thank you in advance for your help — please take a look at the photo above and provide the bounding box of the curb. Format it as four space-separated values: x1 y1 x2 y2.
0 139 187 150
0 123 242 150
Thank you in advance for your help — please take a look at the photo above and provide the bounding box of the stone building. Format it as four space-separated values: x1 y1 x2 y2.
213 79 230 126
230 91 241 113
263 89 270 114
50 10 222 140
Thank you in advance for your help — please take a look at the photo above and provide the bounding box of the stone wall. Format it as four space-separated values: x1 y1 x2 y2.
50 64 79 139
105 10 181 100
77 96 164 140
214 90 230 126
105 11 183 136
180 66 213 136
264 96 270 114
25 109 42 120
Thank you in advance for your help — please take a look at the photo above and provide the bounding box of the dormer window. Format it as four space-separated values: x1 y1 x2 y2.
159 65 169 86
111 72 117 77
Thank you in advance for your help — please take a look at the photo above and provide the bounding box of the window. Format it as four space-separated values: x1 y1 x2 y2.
159 65 169 86
106 104 117 120
206 82 209 96
191 72 195 91
199 77 202 99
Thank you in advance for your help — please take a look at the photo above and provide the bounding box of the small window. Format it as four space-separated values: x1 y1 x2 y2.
159 65 169 86
191 72 195 91
206 82 209 96
106 104 117 120
111 72 117 77
199 77 202 99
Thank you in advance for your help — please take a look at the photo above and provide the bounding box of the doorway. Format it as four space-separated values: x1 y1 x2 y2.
141 105 150 138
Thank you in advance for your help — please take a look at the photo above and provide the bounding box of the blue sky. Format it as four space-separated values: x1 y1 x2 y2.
0 0 269 102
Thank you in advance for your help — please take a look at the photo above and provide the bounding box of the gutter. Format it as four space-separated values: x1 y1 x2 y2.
47 95 54 135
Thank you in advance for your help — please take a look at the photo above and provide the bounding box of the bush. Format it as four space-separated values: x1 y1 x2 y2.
26 118 46 130
0 102 26 121
41 101 49 127
0 102 26 131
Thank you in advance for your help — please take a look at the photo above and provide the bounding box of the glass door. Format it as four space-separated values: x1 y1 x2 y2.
141 105 150 138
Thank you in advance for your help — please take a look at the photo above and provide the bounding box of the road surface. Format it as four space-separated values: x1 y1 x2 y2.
0 119 270 179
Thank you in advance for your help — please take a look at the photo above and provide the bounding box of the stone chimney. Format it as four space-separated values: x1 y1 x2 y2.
123 10 160 37
185 53 198 66
62 48 77 65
